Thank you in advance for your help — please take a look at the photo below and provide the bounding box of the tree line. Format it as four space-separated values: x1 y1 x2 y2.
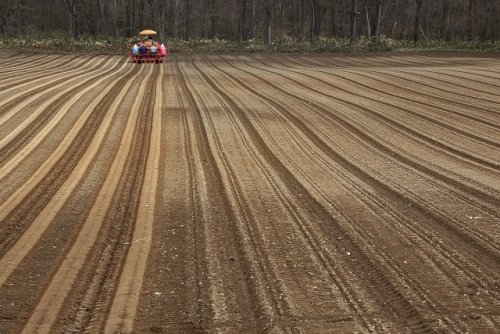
0 0 498 44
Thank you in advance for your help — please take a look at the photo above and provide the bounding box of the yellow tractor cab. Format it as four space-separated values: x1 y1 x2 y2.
129 29 167 63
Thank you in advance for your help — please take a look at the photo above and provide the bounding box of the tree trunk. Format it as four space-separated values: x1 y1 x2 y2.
159 0 165 37
97 0 106 36
252 0 256 38
138 0 144 31
330 0 336 37
440 0 448 40
204 0 209 38
240 0 247 41
185 0 191 39
490 0 498 41
374 0 383 41
299 0 305 39
82 6 97 38
413 0 424 44
310 0 315 38
364 0 371 38
174 0 179 37
42 0 49 32
265 0 272 48
466 0 474 40
348 0 358 43
64 0 80 39
310 0 322 38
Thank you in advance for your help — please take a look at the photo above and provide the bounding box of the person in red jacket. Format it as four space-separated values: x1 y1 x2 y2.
160 43 168 58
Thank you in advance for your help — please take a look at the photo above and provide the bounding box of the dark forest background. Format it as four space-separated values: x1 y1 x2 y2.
0 0 498 44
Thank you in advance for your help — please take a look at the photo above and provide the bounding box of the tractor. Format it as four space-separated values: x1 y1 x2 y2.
129 29 168 63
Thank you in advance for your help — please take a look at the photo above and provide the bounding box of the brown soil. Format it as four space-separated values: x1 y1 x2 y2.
0 51 499 333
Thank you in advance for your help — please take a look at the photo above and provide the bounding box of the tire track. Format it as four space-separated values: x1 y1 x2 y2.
167 57 265 330
217 57 496 288
191 56 406 332
135 61 266 332
193 55 434 333
215 57 496 331
135 62 215 332
187 57 353 332
205 54 498 332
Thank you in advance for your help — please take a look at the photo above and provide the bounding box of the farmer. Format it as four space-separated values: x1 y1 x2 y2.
139 43 148 61
132 43 139 56
150 43 158 56
160 43 167 58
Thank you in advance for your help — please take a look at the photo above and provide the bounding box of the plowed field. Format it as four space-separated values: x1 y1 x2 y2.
0 51 499 333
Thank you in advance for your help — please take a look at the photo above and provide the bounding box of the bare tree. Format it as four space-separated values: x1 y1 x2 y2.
64 0 80 39
185 0 192 39
1 0 497 44
348 0 359 43
374 0 383 41
265 0 273 47
440 0 448 40
363 0 370 38
413 0 424 44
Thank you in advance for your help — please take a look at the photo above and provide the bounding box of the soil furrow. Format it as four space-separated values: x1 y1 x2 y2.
218 55 496 290
57 65 159 334
188 57 358 331
244 56 500 209
193 55 434 333
0 58 121 167
17 64 147 334
0 56 110 118
255 55 500 177
338 69 500 129
0 63 139 258
210 54 495 292
0 54 59 75
366 67 500 109
295 54 500 102
0 63 144 334
105 63 164 333
194 56 408 332
0 56 95 93
0 56 82 88
0 52 498 334
213 54 498 332
0 59 125 206
212 55 500 332
268 56 500 150
171 56 264 330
